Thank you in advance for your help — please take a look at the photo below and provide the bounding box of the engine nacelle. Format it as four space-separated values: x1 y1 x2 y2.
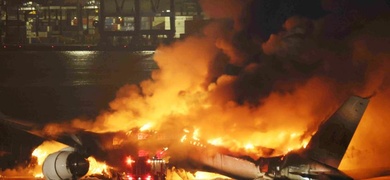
42 148 89 180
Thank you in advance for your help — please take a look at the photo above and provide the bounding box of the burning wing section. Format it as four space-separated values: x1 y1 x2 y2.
0 111 119 160
0 112 140 179
0 113 93 179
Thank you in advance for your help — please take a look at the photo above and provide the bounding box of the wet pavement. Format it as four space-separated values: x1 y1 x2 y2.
0 50 158 170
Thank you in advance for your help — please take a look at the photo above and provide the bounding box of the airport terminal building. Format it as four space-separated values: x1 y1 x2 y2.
0 0 207 47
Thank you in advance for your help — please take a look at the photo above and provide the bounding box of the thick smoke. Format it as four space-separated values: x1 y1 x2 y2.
34 0 390 177
199 0 251 30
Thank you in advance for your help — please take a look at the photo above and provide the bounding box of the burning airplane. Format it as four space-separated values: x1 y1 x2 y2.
1 0 390 179
0 95 372 179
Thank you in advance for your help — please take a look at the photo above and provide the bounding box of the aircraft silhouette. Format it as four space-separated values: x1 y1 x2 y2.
1 95 386 180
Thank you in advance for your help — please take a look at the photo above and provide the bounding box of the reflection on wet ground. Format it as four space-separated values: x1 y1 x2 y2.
0 51 157 121
0 51 158 171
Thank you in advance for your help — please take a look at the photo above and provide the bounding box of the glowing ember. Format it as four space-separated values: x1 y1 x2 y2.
244 143 254 150
125 156 135 165
302 140 309 149
207 138 223 146
192 128 200 141
140 123 153 131
34 173 44 178
180 134 187 142
194 171 231 179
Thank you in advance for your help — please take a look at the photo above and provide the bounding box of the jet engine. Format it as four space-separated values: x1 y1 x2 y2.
42 147 89 180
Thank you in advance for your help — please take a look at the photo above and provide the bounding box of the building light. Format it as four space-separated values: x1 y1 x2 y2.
83 5 98 9
20 7 35 11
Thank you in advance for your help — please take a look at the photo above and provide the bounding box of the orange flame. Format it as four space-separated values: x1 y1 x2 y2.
31 141 67 178
87 157 110 175
166 168 230 180
55 37 328 161
30 141 111 178
194 171 231 179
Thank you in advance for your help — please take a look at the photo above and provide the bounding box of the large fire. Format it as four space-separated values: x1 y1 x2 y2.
11 0 390 179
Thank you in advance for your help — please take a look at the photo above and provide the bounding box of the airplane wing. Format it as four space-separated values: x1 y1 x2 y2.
0 111 138 165
305 95 370 169
0 111 43 137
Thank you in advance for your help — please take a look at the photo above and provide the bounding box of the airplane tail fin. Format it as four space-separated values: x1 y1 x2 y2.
305 96 369 169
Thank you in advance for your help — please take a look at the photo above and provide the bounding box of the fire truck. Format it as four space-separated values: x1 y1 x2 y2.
119 130 168 180
123 155 167 180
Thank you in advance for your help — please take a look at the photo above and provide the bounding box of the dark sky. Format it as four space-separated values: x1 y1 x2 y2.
242 0 390 40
